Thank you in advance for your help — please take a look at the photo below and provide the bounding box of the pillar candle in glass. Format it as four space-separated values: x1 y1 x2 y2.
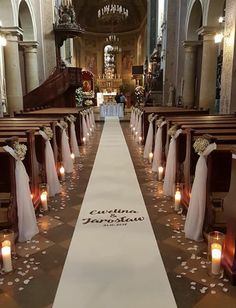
71 153 75 161
1 240 13 273
174 190 181 211
60 166 65 181
208 231 224 277
138 136 142 144
158 166 164 181
148 152 153 163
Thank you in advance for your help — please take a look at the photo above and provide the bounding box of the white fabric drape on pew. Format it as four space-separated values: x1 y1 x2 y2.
82 115 88 140
143 121 154 159
39 130 61 197
184 143 216 241
163 129 182 197
70 122 80 158
57 124 73 173
152 121 166 172
3 145 39 242
136 112 143 142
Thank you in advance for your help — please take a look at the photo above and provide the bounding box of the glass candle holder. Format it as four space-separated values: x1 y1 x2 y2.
208 231 225 277
0 229 15 255
39 183 48 211
1 240 13 273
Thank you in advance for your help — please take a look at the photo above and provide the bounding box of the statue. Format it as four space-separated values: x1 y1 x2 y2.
167 83 175 106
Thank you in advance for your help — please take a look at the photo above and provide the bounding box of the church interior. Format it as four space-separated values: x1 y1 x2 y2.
0 0 236 307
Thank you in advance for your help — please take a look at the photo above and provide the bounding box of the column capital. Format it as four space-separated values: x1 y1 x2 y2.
183 40 202 51
197 26 220 37
0 26 23 38
19 41 39 52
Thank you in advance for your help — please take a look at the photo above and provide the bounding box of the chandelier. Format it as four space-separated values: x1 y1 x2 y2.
105 34 120 43
98 2 128 24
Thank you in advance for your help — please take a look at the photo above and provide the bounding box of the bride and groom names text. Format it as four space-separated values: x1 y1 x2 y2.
82 209 145 227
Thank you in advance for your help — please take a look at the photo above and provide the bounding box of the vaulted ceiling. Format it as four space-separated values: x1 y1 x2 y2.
73 0 147 34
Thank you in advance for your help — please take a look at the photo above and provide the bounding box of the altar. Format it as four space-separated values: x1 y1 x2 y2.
100 103 124 118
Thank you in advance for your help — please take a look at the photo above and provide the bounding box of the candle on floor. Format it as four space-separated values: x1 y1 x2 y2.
138 136 142 144
71 153 75 161
158 166 164 181
148 152 153 163
1 240 13 273
82 137 86 144
40 191 48 211
211 243 222 275
174 190 181 211
60 166 65 181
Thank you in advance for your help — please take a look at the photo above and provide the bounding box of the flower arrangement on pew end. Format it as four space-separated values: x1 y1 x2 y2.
60 120 68 130
193 137 210 155
13 142 27 160
75 87 84 107
66 115 76 123
41 126 53 140
168 125 178 137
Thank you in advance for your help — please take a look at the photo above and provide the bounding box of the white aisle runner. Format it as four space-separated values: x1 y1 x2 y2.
53 117 176 308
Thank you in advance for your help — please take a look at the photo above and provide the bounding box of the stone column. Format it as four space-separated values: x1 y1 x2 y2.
182 41 199 108
3 27 23 115
220 0 236 114
198 27 218 112
21 41 39 93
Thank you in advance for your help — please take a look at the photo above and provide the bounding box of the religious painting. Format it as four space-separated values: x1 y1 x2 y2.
122 50 134 74
82 80 92 92
85 53 97 75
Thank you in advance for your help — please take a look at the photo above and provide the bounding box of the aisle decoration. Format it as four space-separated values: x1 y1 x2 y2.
184 137 216 241
143 113 157 159
152 118 167 172
66 115 80 158
163 125 182 196
136 110 143 142
80 110 89 142
39 127 61 197
3 142 39 242
57 121 73 173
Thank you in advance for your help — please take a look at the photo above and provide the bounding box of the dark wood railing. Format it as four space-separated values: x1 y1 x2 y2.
23 67 82 111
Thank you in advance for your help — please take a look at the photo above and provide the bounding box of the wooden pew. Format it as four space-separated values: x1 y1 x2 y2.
140 106 209 143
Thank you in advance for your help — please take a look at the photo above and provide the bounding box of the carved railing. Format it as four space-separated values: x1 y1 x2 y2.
23 67 82 111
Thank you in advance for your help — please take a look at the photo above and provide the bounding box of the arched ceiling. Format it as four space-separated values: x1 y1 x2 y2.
73 0 147 34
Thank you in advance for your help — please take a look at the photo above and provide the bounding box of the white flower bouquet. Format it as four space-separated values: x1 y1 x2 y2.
193 137 210 154
43 126 53 140
168 125 178 137
13 141 27 160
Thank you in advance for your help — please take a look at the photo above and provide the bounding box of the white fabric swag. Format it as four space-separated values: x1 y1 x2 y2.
143 116 157 159
3 145 39 242
82 115 88 140
136 113 143 142
39 130 61 196
184 143 216 242
163 129 182 197
85 114 91 137
57 124 73 173
91 109 96 129
152 121 167 172
70 122 80 157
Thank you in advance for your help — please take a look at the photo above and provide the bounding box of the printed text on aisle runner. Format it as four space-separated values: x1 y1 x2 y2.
82 209 145 227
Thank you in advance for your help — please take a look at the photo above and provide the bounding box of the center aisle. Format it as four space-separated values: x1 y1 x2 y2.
53 117 176 308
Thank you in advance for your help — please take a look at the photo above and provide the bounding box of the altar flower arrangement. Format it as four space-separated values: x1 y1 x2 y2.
193 137 210 154
75 87 84 107
84 99 93 106
168 125 178 137
13 141 27 160
42 126 53 140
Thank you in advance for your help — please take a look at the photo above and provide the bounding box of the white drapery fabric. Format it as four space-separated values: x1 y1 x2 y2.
143 122 153 158
163 129 182 197
70 122 80 158
89 111 94 132
130 108 135 129
3 145 39 242
82 115 88 140
136 112 143 142
134 111 139 132
184 143 216 242
91 109 96 129
152 121 167 172
85 114 91 137
57 124 73 173
39 130 61 197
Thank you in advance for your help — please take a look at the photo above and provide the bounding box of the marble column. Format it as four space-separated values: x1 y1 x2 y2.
182 41 199 108
21 41 39 93
3 27 23 115
198 27 218 112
